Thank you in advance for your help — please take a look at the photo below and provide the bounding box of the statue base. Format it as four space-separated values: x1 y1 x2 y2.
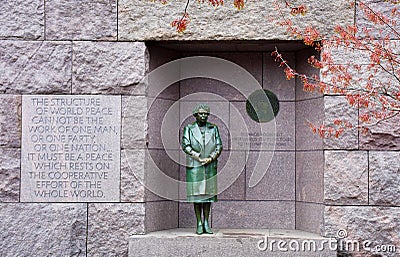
129 228 336 256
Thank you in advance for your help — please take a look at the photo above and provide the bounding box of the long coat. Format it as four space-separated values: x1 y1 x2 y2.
182 122 222 202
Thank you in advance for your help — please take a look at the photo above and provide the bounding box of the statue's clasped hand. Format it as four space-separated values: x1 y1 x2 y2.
199 157 212 165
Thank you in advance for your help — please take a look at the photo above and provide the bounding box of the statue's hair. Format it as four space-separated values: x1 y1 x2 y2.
192 103 210 115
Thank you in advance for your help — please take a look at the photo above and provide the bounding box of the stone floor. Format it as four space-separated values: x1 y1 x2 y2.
129 228 337 257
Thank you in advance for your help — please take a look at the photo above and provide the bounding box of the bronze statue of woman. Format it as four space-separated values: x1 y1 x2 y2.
182 104 223 234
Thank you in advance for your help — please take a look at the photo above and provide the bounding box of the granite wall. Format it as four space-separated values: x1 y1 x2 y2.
0 0 398 256
320 2 400 256
1 1 151 255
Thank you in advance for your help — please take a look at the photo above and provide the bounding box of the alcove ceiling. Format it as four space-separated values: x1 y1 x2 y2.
146 40 309 52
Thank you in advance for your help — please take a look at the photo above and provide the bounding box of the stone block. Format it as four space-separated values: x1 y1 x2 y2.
360 113 400 150
356 0 400 40
0 41 72 94
324 151 368 205
369 151 400 206
145 201 179 232
153 82 180 101
0 0 44 39
324 96 358 149
327 45 372 65
121 149 145 202
20 95 121 202
181 78 245 101
129 228 336 257
271 102 295 151
322 62 400 149
122 96 148 149
295 47 322 101
147 49 181 100
145 149 180 202
119 0 353 41
246 151 295 201
296 151 324 203
296 98 324 151
88 203 145 257
180 80 245 104
180 51 259 100
0 203 86 256
179 202 196 228
148 98 178 150
324 206 400 256
46 0 117 40
296 202 324 235
218 151 246 200
216 52 262 84
148 45 181 74
0 148 20 202
321 63 396 97
180 52 262 101
229 101 262 151
230 101 295 151
72 41 147 95
263 52 295 101
388 40 399 55
212 200 295 229
0 95 21 148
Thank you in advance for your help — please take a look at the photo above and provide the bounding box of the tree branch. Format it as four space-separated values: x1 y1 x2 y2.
358 0 400 39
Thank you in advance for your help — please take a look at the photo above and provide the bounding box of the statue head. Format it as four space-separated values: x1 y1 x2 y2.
193 103 210 125
192 103 210 116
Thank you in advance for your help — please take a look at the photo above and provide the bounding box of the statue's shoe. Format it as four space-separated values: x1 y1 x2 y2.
203 221 213 234
196 222 203 235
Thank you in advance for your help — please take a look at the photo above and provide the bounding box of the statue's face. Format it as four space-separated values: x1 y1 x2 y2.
195 108 209 124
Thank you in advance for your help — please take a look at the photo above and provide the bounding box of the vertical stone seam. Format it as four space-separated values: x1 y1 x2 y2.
353 0 357 26
178 200 180 227
144 202 148 233
119 96 122 202
178 65 181 227
261 52 264 89
228 73 243 201
85 203 89 257
116 0 119 41
367 150 370 205
357 104 360 150
322 148 326 213
70 41 74 94
293 51 297 228
43 0 47 40
19 96 23 202
245 51 263 202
